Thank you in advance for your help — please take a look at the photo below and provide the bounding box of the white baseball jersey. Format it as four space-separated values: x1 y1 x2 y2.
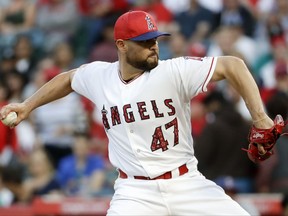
71 56 217 178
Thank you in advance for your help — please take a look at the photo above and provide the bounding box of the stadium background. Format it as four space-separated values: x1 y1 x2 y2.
0 0 288 215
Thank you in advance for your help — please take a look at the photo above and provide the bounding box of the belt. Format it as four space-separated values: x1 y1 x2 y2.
119 164 188 180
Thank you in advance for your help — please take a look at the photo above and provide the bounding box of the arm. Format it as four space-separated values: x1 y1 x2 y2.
0 69 76 126
23 3 36 29
89 170 106 193
211 56 273 128
211 56 274 155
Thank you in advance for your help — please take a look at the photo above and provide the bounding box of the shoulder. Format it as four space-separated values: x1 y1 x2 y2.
215 56 243 70
158 56 216 68
72 61 117 82
75 61 117 76
157 57 184 68
79 61 116 71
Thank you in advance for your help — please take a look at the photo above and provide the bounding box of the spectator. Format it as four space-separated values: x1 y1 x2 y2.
274 0 288 43
167 32 188 58
0 48 16 78
251 12 283 79
175 0 215 41
0 167 14 207
1 163 27 204
207 24 257 68
258 40 288 89
13 35 39 82
194 90 257 193
75 0 128 58
23 42 74 97
213 0 256 37
88 17 118 62
197 0 222 13
5 71 26 102
0 0 36 49
265 13 285 47
274 60 288 95
24 41 76 98
36 0 80 52
57 131 105 197
162 0 190 15
22 147 61 199
0 81 19 167
32 91 87 168
51 41 77 71
26 42 86 168
3 63 37 161
22 57 55 100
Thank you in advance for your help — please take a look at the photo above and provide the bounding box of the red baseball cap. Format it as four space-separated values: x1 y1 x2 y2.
114 10 170 41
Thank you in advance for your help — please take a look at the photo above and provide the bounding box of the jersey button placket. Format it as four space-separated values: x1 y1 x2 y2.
127 125 139 155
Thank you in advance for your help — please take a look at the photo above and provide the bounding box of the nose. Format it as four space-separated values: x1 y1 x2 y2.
150 39 158 50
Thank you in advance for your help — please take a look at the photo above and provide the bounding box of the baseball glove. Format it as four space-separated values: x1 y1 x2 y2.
242 114 287 163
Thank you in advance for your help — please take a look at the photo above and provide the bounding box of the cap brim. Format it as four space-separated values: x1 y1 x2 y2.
130 31 171 41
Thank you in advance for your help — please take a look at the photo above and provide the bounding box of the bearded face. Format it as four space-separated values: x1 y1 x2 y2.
125 39 159 71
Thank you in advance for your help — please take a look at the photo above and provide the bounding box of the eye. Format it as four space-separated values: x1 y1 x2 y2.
139 38 158 45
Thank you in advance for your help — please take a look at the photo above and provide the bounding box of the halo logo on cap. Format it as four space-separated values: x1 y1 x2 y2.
114 10 170 41
145 15 155 30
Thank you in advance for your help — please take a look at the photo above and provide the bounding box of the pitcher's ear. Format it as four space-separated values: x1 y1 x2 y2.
115 39 127 53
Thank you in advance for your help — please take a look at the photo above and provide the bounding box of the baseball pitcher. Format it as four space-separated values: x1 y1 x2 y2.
1 11 286 215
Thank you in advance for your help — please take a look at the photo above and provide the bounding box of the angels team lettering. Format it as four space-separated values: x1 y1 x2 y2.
102 99 179 152
102 99 175 128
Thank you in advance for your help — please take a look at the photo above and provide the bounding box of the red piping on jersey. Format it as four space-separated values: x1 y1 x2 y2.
201 57 215 92
118 70 144 85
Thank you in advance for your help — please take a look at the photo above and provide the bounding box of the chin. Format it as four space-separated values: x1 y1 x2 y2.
147 61 158 70
148 57 158 67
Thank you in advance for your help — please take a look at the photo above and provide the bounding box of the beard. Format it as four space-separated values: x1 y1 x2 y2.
126 52 159 71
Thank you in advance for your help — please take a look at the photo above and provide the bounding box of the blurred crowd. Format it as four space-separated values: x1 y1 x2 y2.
0 0 288 212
